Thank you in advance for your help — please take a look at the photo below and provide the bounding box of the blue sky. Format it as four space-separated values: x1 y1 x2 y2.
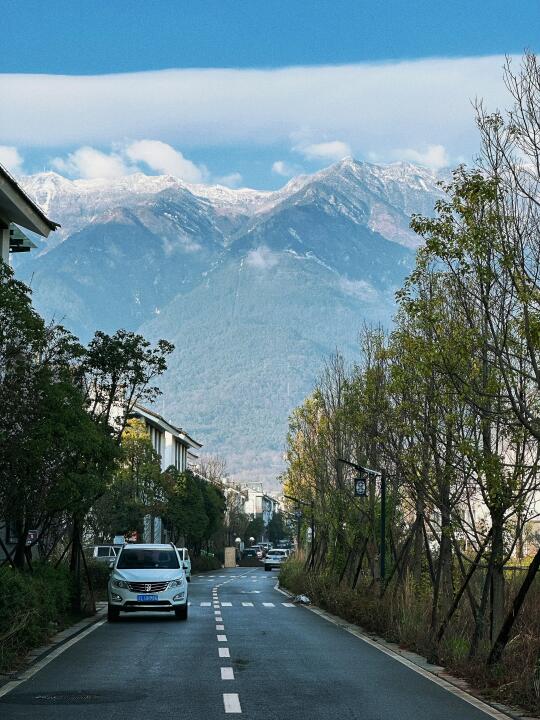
1 1 539 188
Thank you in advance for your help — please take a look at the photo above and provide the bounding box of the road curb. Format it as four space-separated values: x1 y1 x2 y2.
0 602 107 692
275 583 531 720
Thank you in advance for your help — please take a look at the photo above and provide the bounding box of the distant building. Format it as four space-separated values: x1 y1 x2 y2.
244 482 279 531
0 163 59 264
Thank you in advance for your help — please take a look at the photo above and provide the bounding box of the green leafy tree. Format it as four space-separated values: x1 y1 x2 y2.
88 419 162 541
267 512 288 544
244 517 264 544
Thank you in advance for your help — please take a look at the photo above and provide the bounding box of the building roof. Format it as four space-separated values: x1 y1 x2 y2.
131 403 203 449
0 164 59 237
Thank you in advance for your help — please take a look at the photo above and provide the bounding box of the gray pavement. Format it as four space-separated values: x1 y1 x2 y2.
0 567 503 719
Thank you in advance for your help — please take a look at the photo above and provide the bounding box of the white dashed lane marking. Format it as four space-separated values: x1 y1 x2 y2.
223 693 242 713
202 601 296 608
219 647 231 658
221 667 235 680
217 634 227 642
216 624 225 630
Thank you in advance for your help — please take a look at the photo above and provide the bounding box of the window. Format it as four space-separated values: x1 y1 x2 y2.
149 426 162 457
97 547 110 557
175 441 183 470
117 549 179 570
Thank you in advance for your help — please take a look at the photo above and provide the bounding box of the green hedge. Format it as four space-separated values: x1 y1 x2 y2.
84 560 111 595
192 555 222 572
0 564 74 673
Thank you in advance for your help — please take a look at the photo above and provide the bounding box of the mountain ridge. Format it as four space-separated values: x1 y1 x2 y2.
14 159 442 486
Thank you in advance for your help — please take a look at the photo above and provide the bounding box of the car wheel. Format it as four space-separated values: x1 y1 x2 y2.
186 576 191 583
107 604 120 622
175 604 188 620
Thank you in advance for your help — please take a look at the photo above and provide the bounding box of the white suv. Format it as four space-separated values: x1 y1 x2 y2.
107 543 188 621
264 549 289 571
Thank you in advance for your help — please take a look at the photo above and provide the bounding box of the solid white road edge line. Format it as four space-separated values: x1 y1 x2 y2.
273 581 512 720
223 692 242 713
0 619 107 699
221 667 235 680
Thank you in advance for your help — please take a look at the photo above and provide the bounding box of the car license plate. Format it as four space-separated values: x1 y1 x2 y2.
137 594 158 602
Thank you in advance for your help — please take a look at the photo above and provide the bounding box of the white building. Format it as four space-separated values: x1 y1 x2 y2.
129 404 202 543
0 163 59 264
243 482 279 535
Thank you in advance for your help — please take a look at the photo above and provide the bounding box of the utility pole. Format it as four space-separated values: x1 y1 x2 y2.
284 494 315 564
337 458 387 583
380 469 386 583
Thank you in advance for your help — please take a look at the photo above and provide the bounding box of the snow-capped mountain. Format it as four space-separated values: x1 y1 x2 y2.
14 159 443 484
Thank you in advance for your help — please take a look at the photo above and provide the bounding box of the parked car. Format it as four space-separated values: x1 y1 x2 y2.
176 547 192 582
264 548 289 571
107 543 188 622
87 545 120 564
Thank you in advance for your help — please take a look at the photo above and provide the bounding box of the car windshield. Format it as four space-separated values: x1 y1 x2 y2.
117 549 180 570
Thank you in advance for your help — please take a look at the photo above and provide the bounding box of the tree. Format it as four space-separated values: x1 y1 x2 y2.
267 512 288 544
244 517 264 544
0 261 118 568
87 419 162 542
161 469 208 549
81 329 174 440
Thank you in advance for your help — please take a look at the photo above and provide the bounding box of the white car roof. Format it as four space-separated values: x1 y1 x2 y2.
120 544 175 550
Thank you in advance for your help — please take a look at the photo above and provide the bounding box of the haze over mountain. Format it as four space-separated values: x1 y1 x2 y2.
14 158 443 486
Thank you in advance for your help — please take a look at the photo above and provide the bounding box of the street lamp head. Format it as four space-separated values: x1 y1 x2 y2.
249 536 255 543
235 537 241 544
354 476 367 497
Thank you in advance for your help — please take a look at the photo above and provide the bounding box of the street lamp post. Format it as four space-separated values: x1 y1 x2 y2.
284 494 315 570
338 458 387 582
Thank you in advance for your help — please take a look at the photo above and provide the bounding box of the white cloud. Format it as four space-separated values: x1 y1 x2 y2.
52 146 131 179
245 246 279 270
50 141 207 182
0 145 23 175
339 277 378 302
0 56 511 169
215 172 243 188
394 144 450 170
125 139 204 182
272 160 302 177
298 140 351 162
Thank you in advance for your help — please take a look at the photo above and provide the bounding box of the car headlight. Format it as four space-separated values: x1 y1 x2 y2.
168 578 184 588
112 579 128 588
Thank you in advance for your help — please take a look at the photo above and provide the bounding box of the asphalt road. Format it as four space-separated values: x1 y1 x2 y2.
0 567 503 719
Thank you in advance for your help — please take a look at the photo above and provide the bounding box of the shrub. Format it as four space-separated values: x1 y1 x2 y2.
192 555 222 572
84 560 111 595
0 564 74 673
